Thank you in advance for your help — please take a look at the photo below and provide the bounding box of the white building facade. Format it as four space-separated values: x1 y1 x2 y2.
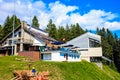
66 32 102 62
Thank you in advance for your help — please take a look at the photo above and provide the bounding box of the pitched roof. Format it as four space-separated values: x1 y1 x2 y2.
24 25 57 43
67 32 101 44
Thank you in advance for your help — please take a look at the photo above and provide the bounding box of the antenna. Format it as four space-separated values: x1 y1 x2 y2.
11 0 15 55
30 15 32 45
29 5 32 51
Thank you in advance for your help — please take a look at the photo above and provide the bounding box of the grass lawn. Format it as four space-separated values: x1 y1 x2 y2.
0 56 120 80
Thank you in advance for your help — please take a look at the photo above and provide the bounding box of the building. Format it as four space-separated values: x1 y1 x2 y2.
39 32 102 62
66 32 102 62
0 21 56 57
0 21 80 61
0 21 102 62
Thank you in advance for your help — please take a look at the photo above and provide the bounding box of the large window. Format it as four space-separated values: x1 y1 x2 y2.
89 38 100 47
90 57 101 62
43 53 51 60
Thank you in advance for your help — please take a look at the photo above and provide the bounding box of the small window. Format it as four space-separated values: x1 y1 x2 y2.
15 35 17 37
4 42 7 44
74 55 76 59
64 54 66 58
18 32 21 37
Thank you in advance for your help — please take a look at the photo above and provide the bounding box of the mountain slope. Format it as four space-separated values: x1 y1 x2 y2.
0 56 120 80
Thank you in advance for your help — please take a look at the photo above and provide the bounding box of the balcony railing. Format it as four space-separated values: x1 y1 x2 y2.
14 39 33 44
1 38 33 47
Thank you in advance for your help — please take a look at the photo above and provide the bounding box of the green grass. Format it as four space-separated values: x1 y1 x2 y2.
0 56 120 80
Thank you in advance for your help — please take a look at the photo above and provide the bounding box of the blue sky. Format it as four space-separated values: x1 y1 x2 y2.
0 0 120 37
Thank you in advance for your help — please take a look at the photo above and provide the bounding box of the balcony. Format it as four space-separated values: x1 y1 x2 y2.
1 38 33 48
14 38 33 44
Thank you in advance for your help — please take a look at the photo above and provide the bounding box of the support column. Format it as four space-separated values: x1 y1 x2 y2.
20 21 26 52
14 44 18 55
20 43 23 51
5 51 8 56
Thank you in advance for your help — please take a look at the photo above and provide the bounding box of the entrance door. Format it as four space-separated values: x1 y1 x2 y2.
65 53 68 61
41 54 43 60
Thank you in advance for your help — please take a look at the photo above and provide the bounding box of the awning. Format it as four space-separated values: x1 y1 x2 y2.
51 41 65 45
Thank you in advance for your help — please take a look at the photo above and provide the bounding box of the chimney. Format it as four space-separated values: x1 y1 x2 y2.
21 21 28 28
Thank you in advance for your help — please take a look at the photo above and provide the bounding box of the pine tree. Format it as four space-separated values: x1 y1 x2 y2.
46 19 52 33
10 15 21 29
101 28 106 38
50 24 58 39
69 24 76 39
76 23 84 35
106 29 114 46
65 24 70 41
32 16 39 29
2 16 11 37
113 33 120 72
96 28 113 59
2 15 21 38
58 26 66 41
96 27 100 35
69 23 84 40
84 29 88 33
101 38 113 59
46 19 57 39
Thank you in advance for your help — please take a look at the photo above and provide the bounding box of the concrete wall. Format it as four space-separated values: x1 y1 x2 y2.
67 35 88 48
23 31 45 46
80 47 102 57
79 47 102 62
33 37 45 46
23 31 34 41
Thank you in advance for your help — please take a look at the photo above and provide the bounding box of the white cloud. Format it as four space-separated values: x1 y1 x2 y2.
0 0 3 3
104 22 120 30
75 10 118 30
48 1 78 26
32 1 45 9
0 0 120 31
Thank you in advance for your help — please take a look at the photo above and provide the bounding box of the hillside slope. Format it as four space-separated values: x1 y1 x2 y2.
0 56 120 80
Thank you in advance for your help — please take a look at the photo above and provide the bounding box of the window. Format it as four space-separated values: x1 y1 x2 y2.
4 42 7 44
89 40 94 47
90 57 101 62
89 38 100 47
18 32 21 37
79 49 88 51
9 40 12 45
74 55 76 59
15 34 17 37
